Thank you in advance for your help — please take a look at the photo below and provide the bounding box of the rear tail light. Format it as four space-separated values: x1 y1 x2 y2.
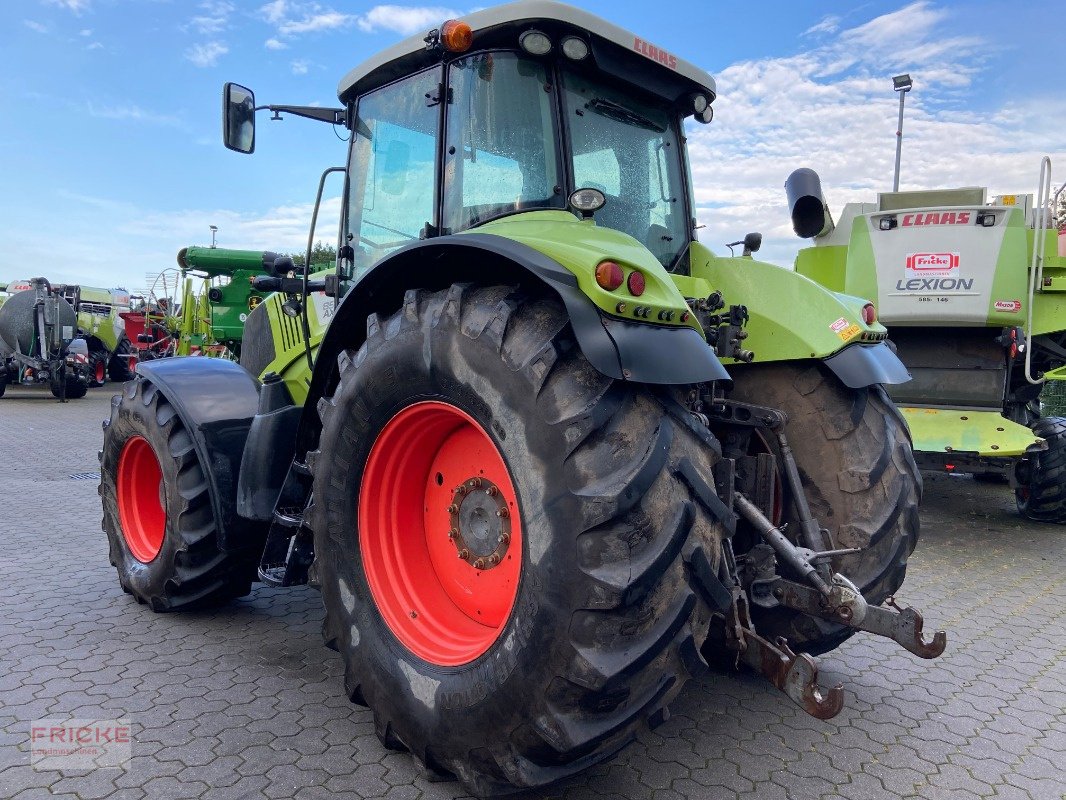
861 303 876 325
595 261 624 291
627 271 646 297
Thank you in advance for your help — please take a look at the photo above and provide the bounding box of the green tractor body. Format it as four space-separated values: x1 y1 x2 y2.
99 3 944 794
789 162 1066 519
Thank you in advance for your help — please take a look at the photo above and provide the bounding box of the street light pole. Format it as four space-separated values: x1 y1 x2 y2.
892 74 913 192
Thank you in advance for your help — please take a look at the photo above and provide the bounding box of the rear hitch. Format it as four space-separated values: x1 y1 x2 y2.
771 577 947 659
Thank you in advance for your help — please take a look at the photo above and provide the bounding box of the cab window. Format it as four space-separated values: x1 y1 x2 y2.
347 68 441 274
443 52 563 233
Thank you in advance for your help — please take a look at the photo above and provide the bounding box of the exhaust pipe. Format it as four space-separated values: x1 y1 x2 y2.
785 168 835 239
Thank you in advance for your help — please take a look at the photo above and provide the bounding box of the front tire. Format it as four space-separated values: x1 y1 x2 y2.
1015 416 1066 523
99 377 257 610
50 371 88 400
309 285 727 796
727 362 922 655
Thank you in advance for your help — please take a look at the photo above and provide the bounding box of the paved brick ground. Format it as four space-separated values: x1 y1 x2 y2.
1 384 1064 800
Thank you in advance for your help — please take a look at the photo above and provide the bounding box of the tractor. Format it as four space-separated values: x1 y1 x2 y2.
0 277 93 399
99 3 944 794
119 246 271 364
787 159 1066 521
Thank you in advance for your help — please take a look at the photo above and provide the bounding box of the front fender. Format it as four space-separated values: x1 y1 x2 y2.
686 242 905 385
135 357 263 551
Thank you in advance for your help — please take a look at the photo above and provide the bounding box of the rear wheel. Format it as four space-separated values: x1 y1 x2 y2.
727 362 922 655
309 285 727 795
1015 416 1066 523
99 377 258 609
108 338 136 383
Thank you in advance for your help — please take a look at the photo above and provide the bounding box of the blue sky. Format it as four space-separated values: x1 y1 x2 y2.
1 0 1063 292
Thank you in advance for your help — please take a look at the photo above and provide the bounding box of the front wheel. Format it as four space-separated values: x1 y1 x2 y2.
309 285 727 796
50 371 88 400
726 362 922 655
1015 416 1066 523
99 377 258 609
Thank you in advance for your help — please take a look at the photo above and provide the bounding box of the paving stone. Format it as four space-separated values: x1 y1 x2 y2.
3 390 1066 800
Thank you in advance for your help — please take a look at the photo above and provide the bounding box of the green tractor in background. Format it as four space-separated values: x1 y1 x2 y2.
98 3 944 794
788 158 1066 521
122 245 271 362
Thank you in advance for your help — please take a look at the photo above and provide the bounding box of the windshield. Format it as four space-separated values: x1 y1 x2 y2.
562 70 689 270
444 52 563 232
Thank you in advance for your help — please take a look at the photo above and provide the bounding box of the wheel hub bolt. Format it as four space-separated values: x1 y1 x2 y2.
473 558 486 570
448 529 458 539
496 508 508 518
458 548 469 559
447 504 459 514
467 478 483 489
486 486 498 497
498 532 510 545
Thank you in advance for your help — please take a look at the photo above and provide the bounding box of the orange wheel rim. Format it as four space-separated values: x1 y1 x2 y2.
116 436 165 563
359 402 522 666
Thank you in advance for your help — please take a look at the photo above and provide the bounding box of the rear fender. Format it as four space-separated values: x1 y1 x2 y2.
295 234 728 455
687 242 907 387
135 357 264 552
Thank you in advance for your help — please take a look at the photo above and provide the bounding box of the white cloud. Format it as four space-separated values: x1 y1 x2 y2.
43 0 89 13
686 2 1066 267
278 10 353 35
265 37 288 50
802 15 839 36
79 28 91 36
32 191 343 292
86 102 182 126
86 41 103 50
24 20 48 33
260 2 456 39
291 59 309 75
356 5 460 36
259 0 288 24
185 41 228 68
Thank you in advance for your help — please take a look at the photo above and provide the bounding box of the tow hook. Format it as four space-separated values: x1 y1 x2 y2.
773 576 947 659
713 589 844 720
738 628 844 720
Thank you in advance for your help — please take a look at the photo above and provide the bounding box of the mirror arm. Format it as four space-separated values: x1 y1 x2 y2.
256 104 346 126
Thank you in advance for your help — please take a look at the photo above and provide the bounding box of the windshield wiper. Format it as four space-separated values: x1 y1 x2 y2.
586 98 664 132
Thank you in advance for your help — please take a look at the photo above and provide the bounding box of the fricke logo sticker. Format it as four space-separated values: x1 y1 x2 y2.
906 252 960 276
895 251 973 291
994 300 1022 313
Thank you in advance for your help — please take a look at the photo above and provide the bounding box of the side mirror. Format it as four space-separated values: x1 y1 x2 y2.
743 232 762 255
223 82 256 154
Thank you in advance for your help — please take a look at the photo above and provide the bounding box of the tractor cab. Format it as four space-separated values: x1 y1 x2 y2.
226 1 715 283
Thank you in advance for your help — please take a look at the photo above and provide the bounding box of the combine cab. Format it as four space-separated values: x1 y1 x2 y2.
791 159 1066 520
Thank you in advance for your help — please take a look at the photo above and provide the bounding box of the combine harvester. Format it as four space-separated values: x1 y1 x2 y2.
788 159 1066 520
98 3 946 793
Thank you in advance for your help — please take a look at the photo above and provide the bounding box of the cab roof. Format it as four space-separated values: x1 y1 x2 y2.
337 0 716 107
